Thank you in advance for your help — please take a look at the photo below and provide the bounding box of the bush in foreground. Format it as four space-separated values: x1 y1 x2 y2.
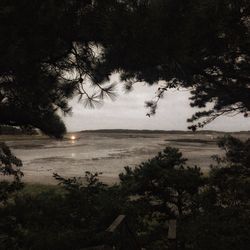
0 136 249 250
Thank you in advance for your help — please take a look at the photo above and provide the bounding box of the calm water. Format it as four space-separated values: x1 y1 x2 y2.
5 132 227 184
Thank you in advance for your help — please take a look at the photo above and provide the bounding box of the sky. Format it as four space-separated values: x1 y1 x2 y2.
63 75 250 132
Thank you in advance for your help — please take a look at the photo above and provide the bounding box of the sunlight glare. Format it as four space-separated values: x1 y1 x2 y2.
70 135 76 140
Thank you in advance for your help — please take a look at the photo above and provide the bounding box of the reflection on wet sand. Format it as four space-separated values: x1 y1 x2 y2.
3 131 249 185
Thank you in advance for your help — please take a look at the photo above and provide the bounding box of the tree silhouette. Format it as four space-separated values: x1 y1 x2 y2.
0 142 23 203
86 0 250 130
1 0 250 135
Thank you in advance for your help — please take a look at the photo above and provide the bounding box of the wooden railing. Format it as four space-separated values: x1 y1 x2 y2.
82 216 177 250
167 219 177 250
82 215 141 250
106 215 141 250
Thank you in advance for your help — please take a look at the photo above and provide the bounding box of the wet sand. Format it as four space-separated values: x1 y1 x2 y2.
1 131 249 185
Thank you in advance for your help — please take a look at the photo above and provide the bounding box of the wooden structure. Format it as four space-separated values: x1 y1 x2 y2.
168 219 177 250
82 215 141 250
82 216 177 250
106 215 141 250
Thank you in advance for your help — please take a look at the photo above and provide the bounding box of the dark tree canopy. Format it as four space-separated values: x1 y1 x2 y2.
93 0 250 129
0 0 106 137
0 0 75 137
1 0 250 137
118 138 250 249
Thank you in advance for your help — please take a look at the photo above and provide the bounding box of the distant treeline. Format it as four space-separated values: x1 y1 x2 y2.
0 125 38 135
79 129 250 134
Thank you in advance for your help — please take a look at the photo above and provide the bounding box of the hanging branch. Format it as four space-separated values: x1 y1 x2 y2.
145 78 182 117
188 105 248 131
64 42 118 108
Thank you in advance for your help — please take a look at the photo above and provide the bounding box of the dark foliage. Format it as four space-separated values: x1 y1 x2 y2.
182 136 250 250
0 1 249 249
1 1 250 137
120 147 204 249
0 138 249 249
0 0 122 138
0 142 23 204
0 172 127 250
92 0 250 129
120 139 250 249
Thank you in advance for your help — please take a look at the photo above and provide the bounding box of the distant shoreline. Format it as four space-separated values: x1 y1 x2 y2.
1 129 249 141
77 129 250 134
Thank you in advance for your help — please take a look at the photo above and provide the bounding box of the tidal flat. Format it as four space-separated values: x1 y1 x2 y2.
1 130 249 185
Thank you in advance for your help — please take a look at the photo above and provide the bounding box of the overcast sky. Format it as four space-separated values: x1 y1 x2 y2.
63 75 250 132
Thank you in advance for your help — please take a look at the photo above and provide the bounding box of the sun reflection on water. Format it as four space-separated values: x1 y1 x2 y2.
70 135 76 140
